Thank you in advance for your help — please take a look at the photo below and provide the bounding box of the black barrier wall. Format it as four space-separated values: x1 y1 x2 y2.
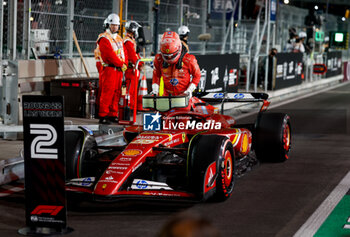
22 96 67 230
270 52 303 90
196 54 239 93
325 51 342 78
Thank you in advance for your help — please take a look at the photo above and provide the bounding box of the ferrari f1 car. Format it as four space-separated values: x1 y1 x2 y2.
65 92 291 202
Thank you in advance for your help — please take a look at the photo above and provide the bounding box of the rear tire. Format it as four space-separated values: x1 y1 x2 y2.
254 113 291 162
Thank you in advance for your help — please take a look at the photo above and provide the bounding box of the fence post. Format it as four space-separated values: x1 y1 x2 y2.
66 0 74 58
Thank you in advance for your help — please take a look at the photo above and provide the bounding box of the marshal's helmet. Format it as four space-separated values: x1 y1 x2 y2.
125 20 141 38
160 31 182 64
106 13 120 26
178 25 190 38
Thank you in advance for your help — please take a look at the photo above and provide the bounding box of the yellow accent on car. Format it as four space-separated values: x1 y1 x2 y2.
241 134 249 153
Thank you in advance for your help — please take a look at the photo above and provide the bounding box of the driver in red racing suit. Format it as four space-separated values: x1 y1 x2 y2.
152 31 201 107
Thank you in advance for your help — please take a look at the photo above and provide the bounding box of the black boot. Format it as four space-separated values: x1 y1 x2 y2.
108 117 119 123
99 117 111 125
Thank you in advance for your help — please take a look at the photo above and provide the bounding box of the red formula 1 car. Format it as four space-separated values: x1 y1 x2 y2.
65 93 291 202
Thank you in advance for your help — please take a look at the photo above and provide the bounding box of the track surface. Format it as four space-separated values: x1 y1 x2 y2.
1 83 350 236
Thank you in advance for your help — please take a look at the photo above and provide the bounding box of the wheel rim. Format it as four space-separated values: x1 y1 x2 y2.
223 150 233 187
283 123 291 155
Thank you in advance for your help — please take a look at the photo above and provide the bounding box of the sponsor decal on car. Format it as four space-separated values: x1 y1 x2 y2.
142 192 180 197
132 179 173 190
122 149 142 156
119 158 132 162
68 177 95 187
100 180 119 184
131 139 158 144
164 138 180 146
113 163 131 166
132 162 143 172
108 166 128 170
136 180 148 189
213 93 224 98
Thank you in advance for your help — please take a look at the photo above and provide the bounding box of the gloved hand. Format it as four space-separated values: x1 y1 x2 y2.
121 64 128 72
151 83 159 95
184 83 197 98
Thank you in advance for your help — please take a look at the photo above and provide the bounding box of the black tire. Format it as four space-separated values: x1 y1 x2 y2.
65 130 98 179
188 134 235 201
254 113 291 162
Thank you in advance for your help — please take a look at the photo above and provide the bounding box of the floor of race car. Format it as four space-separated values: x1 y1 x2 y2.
0 82 350 236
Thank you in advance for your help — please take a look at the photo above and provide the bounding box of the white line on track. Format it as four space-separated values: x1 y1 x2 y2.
293 171 350 237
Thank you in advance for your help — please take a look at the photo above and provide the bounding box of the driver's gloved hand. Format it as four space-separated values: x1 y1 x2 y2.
151 83 159 95
184 83 197 98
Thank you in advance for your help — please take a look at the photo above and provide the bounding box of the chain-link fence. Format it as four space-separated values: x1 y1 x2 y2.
2 0 350 60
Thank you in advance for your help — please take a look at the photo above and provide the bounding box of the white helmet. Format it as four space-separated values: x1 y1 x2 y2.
103 18 108 29
125 20 141 38
178 25 190 37
298 31 307 39
106 13 120 25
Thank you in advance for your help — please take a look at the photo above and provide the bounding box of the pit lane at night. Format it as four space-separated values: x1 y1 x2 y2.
1 82 350 237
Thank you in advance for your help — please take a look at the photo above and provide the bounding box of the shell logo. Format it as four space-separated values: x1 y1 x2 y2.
102 184 107 189
122 149 142 156
241 134 249 153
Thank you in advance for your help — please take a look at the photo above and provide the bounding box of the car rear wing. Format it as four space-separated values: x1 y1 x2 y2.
198 92 269 103
198 92 270 114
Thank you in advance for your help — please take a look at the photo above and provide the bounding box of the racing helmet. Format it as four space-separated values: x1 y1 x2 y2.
160 31 182 65
125 20 141 38
106 13 120 25
178 25 190 38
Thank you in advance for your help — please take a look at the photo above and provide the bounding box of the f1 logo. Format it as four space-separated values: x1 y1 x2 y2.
30 124 58 159
31 205 63 216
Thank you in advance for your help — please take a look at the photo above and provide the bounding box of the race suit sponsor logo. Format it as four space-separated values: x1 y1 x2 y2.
170 78 179 86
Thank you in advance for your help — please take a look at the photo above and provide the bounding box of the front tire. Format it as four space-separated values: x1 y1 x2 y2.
188 135 235 201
